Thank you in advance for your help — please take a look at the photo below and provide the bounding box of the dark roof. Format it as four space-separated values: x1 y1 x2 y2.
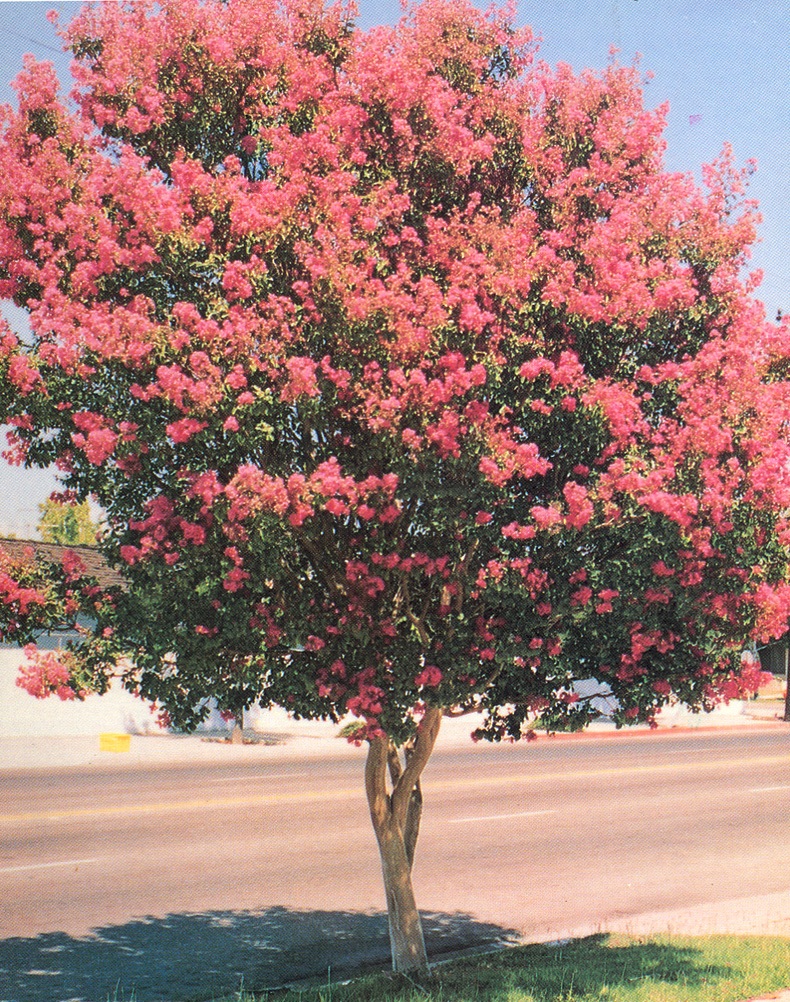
0 538 124 590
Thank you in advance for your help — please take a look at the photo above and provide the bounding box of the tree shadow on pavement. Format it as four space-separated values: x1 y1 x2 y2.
0 906 520 1002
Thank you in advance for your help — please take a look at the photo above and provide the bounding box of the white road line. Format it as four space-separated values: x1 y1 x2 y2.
214 773 309 782
749 785 790 793
449 810 557 824
0 858 101 874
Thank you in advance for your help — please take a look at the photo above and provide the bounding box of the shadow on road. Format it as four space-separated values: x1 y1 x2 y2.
0 906 520 1002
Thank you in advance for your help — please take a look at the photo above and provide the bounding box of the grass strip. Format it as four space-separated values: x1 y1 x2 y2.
224 933 790 1002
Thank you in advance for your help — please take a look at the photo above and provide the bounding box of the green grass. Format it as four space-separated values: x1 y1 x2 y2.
220 934 790 1002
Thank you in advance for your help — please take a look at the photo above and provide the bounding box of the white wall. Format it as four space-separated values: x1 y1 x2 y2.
1 650 167 737
0 650 291 737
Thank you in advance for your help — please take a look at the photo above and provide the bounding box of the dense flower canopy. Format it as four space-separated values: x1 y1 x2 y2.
1 0 789 740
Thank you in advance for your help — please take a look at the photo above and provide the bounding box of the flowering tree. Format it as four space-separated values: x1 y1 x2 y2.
1 0 789 974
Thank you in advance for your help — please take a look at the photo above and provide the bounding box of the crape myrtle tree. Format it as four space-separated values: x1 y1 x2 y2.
1 0 789 973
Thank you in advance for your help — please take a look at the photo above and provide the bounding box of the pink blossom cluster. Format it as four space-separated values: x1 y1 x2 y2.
705 650 772 705
17 646 80 701
224 459 400 528
0 570 47 621
121 495 208 566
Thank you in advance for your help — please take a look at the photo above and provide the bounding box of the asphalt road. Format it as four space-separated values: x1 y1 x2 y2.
1 728 789 1001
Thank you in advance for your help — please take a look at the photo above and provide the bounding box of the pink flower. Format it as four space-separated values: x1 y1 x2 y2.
414 665 442 687
83 428 118 464
571 586 593 607
180 522 206 546
61 550 87 581
530 505 562 530
7 355 41 394
17 647 78 701
223 567 250 592
651 561 676 577
563 482 594 529
166 418 207 443
281 356 320 403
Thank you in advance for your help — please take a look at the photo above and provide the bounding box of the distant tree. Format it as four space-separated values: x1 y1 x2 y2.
38 498 99 545
0 0 788 975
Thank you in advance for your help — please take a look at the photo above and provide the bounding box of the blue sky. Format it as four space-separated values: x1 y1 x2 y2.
0 0 787 536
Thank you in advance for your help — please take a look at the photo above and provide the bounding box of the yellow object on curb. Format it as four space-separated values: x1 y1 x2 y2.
99 733 131 753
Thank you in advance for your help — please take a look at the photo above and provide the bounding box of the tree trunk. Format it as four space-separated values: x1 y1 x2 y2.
376 814 428 973
364 707 442 975
784 643 790 723
230 708 244 744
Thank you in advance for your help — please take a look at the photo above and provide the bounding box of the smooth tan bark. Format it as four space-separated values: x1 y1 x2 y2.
364 707 442 975
230 708 244 744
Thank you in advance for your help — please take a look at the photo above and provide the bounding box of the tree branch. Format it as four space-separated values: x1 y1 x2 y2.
400 574 431 647
387 741 403 787
289 522 347 601
391 705 442 832
365 731 391 832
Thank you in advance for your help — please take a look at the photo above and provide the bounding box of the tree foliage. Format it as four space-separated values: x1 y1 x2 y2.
0 0 789 972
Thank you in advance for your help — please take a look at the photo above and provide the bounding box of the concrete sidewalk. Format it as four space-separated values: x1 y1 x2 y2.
1 696 788 773
0 711 358 772
1 697 787 772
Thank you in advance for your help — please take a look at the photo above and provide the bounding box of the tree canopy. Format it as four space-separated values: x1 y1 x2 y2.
1 0 789 973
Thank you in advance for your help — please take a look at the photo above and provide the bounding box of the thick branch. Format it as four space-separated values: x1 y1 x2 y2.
365 732 391 832
407 608 430 647
289 522 347 601
399 575 431 648
390 705 442 832
387 741 403 787
401 740 423 870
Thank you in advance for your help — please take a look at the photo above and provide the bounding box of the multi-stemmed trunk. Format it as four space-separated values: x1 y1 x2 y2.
364 706 442 975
